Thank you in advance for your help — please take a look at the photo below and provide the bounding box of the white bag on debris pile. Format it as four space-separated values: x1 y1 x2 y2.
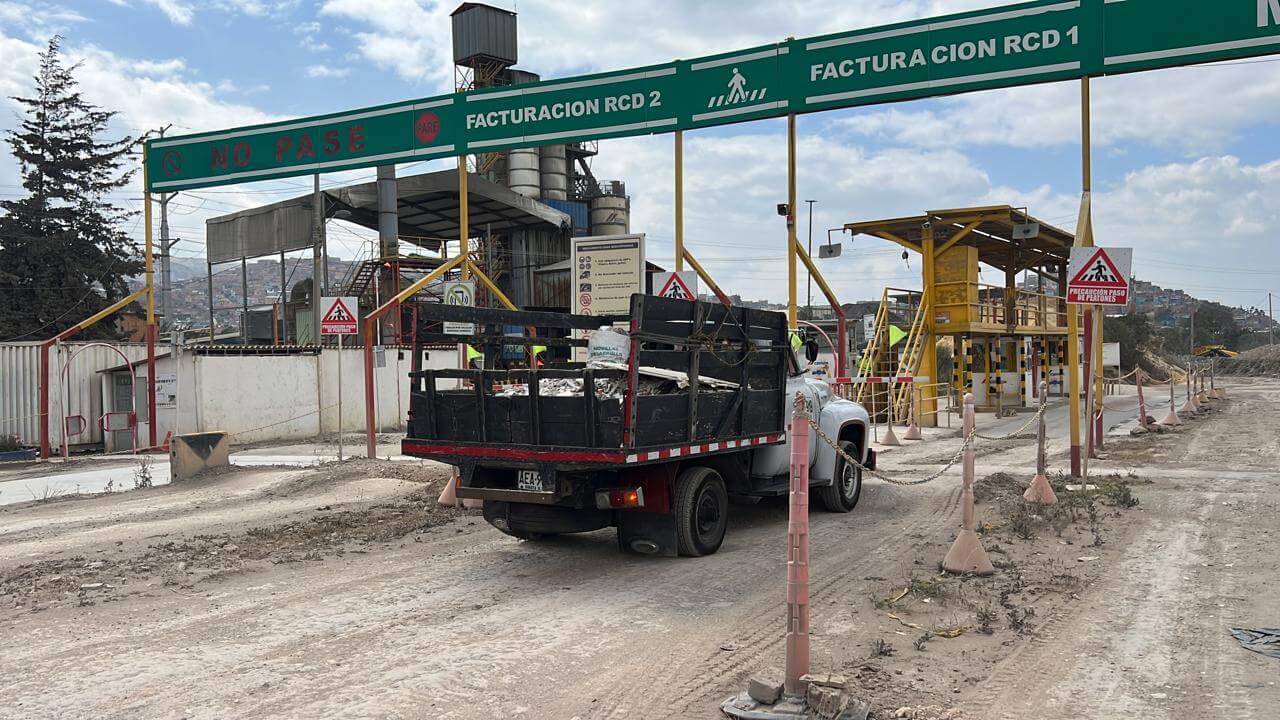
587 325 630 366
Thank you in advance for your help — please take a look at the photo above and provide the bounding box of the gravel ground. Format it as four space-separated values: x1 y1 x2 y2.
0 382 1276 719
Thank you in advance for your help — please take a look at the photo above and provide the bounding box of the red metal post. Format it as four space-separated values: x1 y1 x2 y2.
364 318 379 459
38 340 51 459
1083 308 1096 459
833 309 848 380
784 392 811 696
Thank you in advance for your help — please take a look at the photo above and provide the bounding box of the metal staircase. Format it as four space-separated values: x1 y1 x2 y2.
854 288 928 420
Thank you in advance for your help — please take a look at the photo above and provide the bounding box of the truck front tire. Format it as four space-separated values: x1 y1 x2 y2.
674 466 728 557
818 440 863 513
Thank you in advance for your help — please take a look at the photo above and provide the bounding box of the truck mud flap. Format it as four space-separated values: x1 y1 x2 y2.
483 500 610 536
617 511 678 558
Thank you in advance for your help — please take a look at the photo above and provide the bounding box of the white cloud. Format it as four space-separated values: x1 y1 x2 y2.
306 64 350 79
132 58 186 77
578 127 1075 304
836 60 1280 154
0 33 289 264
319 0 995 91
296 21 330 52
135 0 195 26
0 1 86 37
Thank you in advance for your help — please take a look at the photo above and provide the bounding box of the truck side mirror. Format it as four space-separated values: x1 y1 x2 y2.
804 339 819 363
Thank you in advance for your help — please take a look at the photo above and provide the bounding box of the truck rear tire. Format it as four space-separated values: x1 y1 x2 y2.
674 466 728 557
819 440 863 513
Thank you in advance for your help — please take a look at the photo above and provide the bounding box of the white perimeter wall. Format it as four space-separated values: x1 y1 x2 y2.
115 345 459 447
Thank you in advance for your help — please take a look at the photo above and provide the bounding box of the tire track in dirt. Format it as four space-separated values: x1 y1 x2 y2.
586 479 966 720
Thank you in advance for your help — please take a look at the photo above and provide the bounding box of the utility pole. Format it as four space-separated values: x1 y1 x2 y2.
805 199 816 320
156 124 175 331
1270 292 1275 345
312 174 325 346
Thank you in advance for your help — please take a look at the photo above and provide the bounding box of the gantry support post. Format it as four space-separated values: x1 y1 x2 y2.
786 115 798 331
675 131 684 273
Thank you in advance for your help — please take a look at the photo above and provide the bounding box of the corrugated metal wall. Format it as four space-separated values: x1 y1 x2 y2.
542 199 589 235
508 228 570 308
1 342 148 448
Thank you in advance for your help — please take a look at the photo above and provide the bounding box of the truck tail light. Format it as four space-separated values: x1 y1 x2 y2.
596 487 645 509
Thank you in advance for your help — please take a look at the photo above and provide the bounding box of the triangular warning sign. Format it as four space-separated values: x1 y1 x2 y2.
321 297 359 334
659 273 695 301
1070 249 1125 288
323 299 354 322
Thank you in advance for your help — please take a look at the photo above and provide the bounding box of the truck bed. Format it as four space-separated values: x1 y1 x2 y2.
403 294 790 469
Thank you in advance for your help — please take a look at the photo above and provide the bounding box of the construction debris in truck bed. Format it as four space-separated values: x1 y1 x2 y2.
493 363 739 400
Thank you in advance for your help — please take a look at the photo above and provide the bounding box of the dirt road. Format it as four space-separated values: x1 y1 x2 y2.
1 383 1276 719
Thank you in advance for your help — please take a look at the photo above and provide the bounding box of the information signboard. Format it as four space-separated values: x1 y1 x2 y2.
441 280 477 335
571 234 645 361
146 1 1280 193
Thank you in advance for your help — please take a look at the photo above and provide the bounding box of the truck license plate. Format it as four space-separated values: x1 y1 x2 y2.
517 470 543 492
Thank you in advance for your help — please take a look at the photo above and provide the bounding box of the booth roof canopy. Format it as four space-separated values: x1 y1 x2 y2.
205 169 571 263
844 205 1075 271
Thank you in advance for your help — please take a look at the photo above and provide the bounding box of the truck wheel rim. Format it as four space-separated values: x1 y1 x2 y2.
695 487 722 537
841 464 857 498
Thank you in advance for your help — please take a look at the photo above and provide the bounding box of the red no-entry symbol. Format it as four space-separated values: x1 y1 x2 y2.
415 112 441 143
161 150 182 176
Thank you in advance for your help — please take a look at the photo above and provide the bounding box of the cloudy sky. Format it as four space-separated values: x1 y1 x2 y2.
1 0 1279 312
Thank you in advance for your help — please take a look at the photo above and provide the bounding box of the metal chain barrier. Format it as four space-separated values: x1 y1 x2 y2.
973 401 1047 441
806 415 975 487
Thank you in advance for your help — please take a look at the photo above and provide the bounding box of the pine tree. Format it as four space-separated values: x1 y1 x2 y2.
0 36 141 340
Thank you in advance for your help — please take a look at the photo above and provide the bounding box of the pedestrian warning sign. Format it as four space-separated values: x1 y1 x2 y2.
1066 247 1132 306
320 296 359 335
655 271 698 302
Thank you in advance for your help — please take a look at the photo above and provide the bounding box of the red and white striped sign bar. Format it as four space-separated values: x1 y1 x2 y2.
834 376 931 384
624 433 787 464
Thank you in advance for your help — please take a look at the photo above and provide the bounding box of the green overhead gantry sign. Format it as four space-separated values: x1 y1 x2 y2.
146 0 1280 192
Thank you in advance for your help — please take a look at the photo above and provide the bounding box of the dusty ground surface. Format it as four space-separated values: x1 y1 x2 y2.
1 382 1277 719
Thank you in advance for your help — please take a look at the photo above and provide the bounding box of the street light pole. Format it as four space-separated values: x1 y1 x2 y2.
805 199 816 320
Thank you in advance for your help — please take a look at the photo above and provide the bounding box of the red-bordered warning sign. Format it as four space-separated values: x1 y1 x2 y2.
320 296 358 335
1066 247 1132 306
656 271 698 301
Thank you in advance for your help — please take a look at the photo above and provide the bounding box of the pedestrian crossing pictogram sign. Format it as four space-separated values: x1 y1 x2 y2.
655 271 698 302
1066 247 1132 306
320 296 359 335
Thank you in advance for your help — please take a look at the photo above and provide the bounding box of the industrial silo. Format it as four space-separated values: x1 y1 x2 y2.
506 147 541 199
589 182 630 236
539 144 568 201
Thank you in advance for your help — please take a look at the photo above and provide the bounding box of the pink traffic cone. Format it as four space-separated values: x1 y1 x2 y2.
1024 474 1058 504
943 395 995 576
437 471 460 507
904 420 923 441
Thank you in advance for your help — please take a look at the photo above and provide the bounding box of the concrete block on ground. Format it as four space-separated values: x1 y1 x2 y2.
747 675 784 705
806 682 845 718
800 672 847 689
170 431 230 482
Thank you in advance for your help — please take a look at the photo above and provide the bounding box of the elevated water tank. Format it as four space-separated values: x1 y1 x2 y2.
590 192 630 237
451 3 517 69
539 144 568 201
506 147 541 199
